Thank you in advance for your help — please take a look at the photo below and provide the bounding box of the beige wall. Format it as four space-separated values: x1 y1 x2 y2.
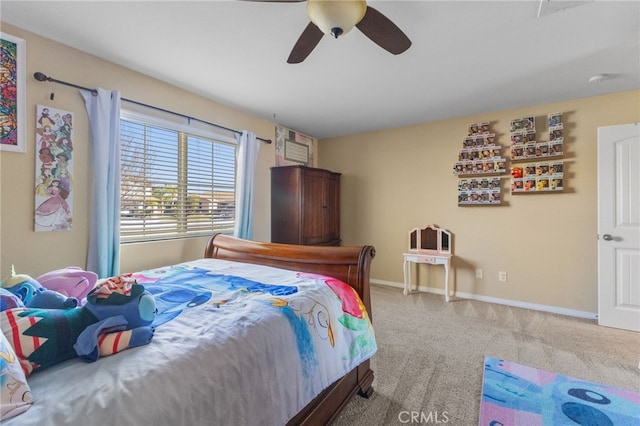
319 90 640 314
0 24 277 277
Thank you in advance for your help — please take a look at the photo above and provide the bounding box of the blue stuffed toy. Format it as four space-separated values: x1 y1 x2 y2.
1 274 156 376
1 266 78 309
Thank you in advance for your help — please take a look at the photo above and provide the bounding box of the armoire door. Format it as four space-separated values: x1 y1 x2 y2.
322 172 341 244
301 168 328 245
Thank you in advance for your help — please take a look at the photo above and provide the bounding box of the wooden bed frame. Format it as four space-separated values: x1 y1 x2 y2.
205 234 376 425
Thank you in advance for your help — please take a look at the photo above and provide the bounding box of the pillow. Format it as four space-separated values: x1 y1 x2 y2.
0 332 33 420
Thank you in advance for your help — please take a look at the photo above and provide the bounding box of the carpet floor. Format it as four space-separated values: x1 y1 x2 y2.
332 285 640 426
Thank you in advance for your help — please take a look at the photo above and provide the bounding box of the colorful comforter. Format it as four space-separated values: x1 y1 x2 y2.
4 258 377 426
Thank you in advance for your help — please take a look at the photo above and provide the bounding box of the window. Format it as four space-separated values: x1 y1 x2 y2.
120 112 236 243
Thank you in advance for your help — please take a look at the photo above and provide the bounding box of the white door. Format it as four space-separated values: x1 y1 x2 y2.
597 123 640 332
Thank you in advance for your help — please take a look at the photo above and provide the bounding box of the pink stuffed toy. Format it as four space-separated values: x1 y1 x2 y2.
36 267 98 303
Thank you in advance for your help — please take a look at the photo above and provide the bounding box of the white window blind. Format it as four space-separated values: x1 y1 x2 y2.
120 116 236 243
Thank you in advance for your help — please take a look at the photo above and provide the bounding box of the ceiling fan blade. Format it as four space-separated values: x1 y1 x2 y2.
356 6 412 55
287 22 324 64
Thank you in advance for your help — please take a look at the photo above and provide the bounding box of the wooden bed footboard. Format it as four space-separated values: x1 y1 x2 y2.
204 234 376 424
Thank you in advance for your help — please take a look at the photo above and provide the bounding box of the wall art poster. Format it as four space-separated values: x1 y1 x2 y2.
0 33 26 152
34 105 74 231
275 125 315 167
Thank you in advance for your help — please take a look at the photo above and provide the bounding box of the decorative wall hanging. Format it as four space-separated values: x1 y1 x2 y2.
453 121 506 205
0 33 26 152
510 112 565 193
458 177 502 205
34 105 74 231
275 125 316 167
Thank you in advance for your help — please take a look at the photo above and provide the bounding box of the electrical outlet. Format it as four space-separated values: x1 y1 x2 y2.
475 268 483 279
498 271 508 282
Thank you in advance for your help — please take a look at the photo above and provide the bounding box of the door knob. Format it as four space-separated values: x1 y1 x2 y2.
602 234 613 241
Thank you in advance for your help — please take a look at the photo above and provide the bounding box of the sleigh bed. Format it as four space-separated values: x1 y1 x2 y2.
4 234 376 425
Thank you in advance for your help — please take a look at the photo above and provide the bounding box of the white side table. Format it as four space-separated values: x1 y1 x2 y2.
403 252 453 301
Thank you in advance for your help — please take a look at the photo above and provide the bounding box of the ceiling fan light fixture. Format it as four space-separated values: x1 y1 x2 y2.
307 0 367 38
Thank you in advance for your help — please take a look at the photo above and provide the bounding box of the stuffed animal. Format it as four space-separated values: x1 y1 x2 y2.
2 266 77 309
1 274 156 376
1 266 41 303
0 288 22 311
27 289 78 309
36 267 98 302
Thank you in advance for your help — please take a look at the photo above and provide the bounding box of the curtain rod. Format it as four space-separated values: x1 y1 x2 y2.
33 72 272 144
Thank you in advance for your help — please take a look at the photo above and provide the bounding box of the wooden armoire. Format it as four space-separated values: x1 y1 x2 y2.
271 166 341 246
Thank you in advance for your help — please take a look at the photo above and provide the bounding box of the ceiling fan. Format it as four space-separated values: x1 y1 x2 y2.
247 0 412 63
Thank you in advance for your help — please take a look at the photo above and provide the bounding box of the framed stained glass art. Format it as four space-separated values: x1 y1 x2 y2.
1 32 26 153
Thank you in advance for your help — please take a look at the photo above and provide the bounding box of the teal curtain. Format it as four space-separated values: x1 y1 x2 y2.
234 131 260 240
81 88 121 278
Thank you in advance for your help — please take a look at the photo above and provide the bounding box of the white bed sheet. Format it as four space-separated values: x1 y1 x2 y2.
5 258 377 426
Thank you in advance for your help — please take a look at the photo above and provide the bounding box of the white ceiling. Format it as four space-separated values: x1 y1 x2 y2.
2 0 639 139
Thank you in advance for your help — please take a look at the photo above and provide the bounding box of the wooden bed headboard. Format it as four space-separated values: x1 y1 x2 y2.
204 234 376 318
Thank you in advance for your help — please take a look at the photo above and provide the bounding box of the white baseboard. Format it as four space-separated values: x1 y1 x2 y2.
371 279 598 320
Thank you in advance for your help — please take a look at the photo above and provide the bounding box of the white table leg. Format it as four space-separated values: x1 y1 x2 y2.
444 261 450 302
403 258 409 295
